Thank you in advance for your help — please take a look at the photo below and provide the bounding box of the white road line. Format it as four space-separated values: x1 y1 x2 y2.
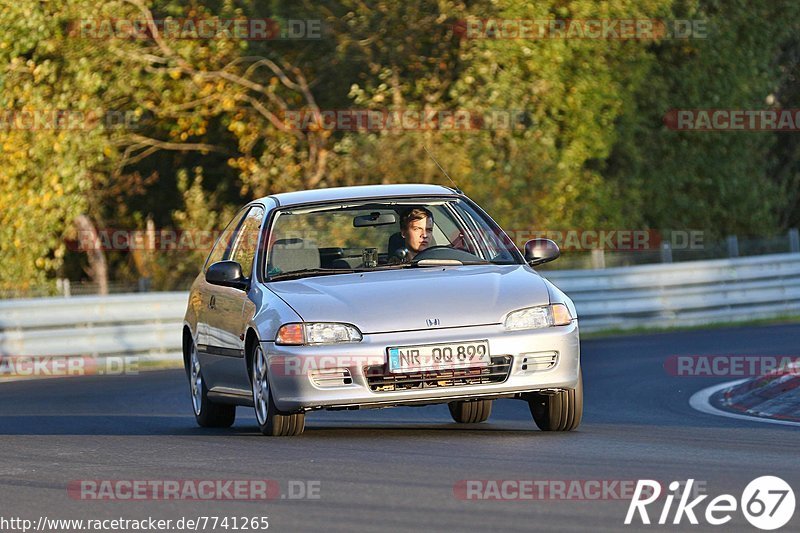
689 379 800 428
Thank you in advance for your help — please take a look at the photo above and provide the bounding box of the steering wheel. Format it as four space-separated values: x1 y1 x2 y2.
411 245 455 261
413 244 489 264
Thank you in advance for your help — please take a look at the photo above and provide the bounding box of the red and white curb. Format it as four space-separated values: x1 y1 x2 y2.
689 379 800 428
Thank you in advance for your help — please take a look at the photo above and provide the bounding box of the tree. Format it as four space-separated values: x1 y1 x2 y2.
606 0 800 237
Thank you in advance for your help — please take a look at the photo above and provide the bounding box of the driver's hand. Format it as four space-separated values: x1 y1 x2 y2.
451 233 468 251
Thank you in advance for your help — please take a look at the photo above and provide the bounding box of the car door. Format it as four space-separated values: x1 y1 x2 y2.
195 208 248 351
204 205 265 391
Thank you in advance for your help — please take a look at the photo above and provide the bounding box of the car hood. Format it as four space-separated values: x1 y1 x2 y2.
267 265 550 334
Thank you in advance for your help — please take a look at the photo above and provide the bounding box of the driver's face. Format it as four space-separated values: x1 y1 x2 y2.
403 216 433 254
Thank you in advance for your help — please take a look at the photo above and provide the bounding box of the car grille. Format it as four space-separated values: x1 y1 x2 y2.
364 356 512 393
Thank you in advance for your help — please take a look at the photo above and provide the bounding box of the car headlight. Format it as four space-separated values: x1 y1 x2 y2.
276 322 363 345
504 304 572 330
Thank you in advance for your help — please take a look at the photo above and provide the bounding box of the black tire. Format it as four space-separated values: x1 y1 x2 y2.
527 369 583 431
189 341 236 428
252 344 305 436
448 399 493 423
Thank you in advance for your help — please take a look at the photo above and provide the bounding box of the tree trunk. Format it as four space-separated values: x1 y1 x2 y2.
74 214 108 295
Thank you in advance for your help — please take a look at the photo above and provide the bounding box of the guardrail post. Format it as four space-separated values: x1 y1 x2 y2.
137 277 151 292
790 228 800 253
726 235 739 258
590 249 606 269
661 241 673 263
56 278 71 298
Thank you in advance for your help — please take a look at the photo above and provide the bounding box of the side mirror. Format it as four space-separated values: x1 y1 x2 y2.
524 239 560 266
205 260 249 290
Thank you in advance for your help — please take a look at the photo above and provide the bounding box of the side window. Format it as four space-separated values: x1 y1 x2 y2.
427 205 456 247
229 206 266 278
458 202 517 263
435 204 477 254
447 203 495 260
204 208 248 271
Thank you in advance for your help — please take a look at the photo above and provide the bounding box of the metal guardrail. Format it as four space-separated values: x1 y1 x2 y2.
0 292 186 364
544 252 800 331
1 253 798 366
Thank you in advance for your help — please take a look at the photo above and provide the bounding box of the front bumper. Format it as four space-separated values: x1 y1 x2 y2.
263 321 580 412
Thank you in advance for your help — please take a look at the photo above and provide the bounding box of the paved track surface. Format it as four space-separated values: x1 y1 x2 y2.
1 324 798 532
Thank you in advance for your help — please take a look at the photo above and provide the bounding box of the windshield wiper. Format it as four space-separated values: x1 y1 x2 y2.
355 263 414 270
268 268 358 281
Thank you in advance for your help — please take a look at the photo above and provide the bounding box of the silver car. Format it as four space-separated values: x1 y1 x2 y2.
183 184 582 436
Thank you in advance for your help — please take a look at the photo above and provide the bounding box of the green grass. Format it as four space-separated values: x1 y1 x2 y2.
136 358 184 371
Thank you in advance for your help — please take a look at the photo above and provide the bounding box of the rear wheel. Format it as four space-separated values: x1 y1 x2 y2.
448 399 493 423
189 341 236 428
252 344 304 436
527 369 583 431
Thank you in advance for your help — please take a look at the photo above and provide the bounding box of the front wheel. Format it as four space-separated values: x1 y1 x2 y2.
189 341 236 428
448 399 493 423
251 344 305 436
527 369 583 431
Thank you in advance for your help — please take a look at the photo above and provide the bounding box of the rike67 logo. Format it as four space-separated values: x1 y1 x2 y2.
625 477 795 530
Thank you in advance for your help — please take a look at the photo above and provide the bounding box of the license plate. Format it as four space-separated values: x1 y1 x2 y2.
387 340 490 373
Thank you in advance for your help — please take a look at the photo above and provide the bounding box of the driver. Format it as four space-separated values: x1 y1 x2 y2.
400 207 433 260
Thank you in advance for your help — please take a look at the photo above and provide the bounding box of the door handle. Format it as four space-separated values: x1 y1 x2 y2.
208 295 216 310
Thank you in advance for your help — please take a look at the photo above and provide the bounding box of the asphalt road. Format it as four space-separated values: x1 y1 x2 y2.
1 324 798 532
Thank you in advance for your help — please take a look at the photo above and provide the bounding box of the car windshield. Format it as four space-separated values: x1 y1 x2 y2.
264 197 522 280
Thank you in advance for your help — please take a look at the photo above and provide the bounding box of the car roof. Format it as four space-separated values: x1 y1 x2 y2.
256 184 460 207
